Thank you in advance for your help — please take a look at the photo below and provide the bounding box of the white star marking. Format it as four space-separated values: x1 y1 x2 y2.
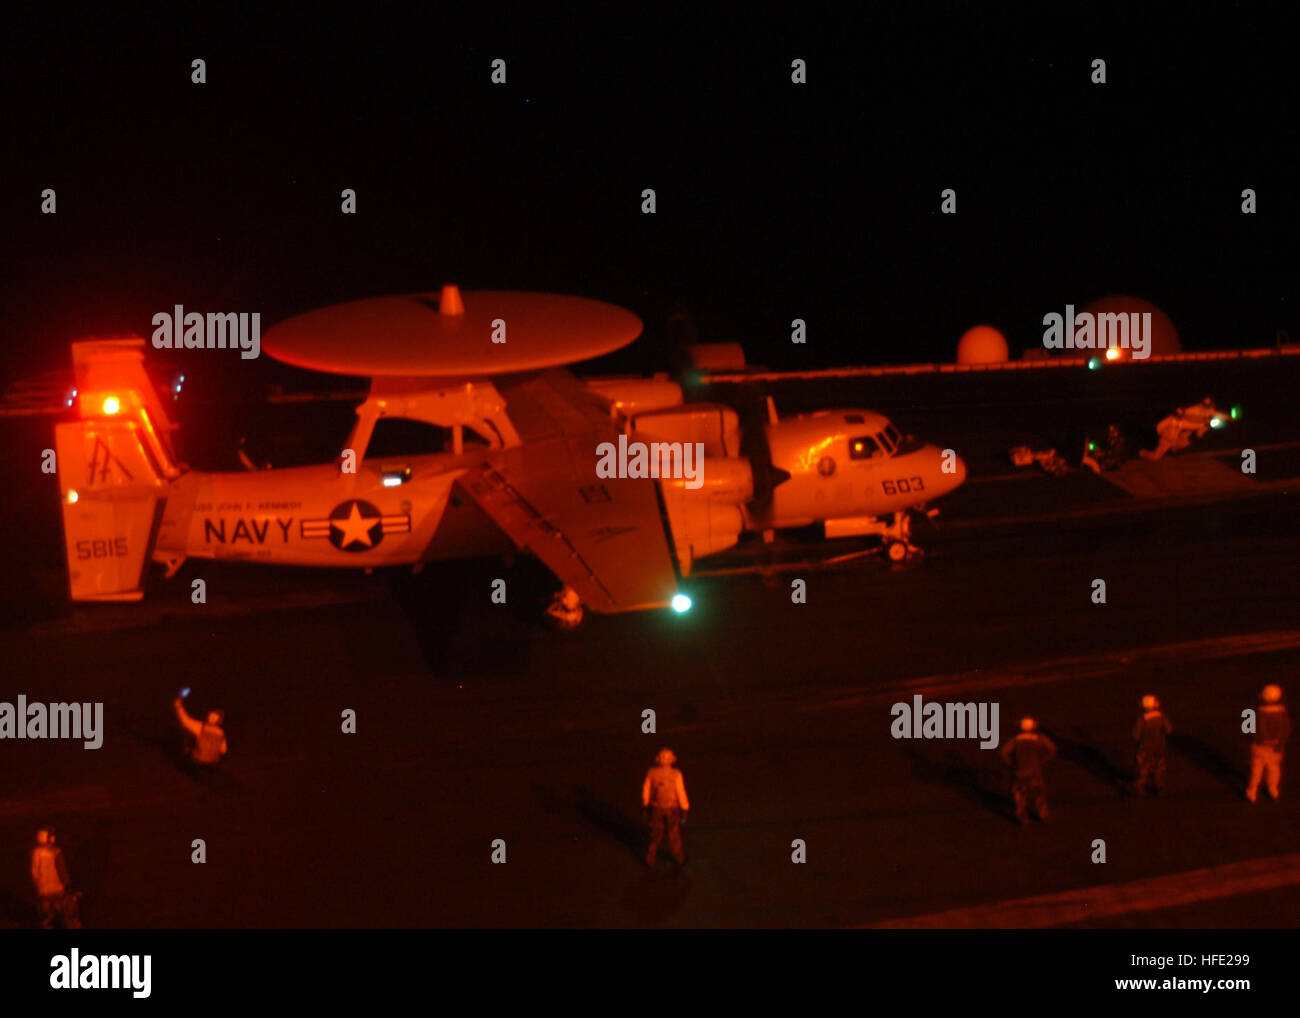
331 502 380 548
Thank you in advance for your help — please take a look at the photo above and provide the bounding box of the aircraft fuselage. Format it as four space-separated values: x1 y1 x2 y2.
155 451 508 568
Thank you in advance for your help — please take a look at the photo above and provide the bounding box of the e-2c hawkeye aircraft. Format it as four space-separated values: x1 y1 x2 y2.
55 286 967 625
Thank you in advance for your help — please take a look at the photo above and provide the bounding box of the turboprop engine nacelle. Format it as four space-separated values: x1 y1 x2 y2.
625 403 753 573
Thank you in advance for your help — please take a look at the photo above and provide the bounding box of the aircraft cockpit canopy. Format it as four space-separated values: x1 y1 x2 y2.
849 420 910 459
364 416 493 459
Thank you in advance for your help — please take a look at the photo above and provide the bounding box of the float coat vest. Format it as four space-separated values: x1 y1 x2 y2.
642 765 690 810
31 846 68 897
1256 705 1291 749
1133 711 1172 754
196 723 226 764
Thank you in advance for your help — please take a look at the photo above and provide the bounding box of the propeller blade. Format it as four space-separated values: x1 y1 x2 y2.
734 382 787 514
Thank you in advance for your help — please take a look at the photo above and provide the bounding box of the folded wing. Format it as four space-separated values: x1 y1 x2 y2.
455 371 680 613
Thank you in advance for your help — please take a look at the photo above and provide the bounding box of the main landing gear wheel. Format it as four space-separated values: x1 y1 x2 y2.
885 539 910 563
543 586 585 631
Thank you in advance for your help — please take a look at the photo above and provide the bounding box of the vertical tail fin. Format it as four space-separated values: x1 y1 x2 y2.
56 339 180 601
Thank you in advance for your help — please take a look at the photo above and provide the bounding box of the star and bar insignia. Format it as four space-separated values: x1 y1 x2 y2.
301 500 411 552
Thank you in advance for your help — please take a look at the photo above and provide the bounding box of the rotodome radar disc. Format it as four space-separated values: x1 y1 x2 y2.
261 286 643 378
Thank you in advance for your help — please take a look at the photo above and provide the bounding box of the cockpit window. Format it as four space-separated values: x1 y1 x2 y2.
366 418 452 458
884 424 901 447
463 426 493 450
849 435 882 460
365 418 496 459
876 431 895 455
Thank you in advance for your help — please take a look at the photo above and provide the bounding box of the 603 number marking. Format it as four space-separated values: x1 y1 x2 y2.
881 477 925 495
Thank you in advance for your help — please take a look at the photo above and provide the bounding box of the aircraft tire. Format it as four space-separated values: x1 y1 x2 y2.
543 603 585 632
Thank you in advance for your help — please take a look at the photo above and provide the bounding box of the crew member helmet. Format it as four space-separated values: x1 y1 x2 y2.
1261 685 1283 704
655 748 677 765
1142 694 1159 710
1019 717 1036 732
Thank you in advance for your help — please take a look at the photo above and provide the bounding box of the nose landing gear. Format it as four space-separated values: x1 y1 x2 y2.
824 510 925 562
885 537 911 563
882 511 922 563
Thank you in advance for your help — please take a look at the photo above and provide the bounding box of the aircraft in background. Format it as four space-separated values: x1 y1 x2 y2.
54 286 966 626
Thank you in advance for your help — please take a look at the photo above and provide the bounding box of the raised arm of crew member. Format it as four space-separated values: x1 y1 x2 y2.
173 697 203 738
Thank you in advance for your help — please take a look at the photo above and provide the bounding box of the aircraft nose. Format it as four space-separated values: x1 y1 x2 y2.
935 446 967 491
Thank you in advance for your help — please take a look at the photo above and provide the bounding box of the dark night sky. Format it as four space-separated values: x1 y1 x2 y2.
2 4 1296 386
